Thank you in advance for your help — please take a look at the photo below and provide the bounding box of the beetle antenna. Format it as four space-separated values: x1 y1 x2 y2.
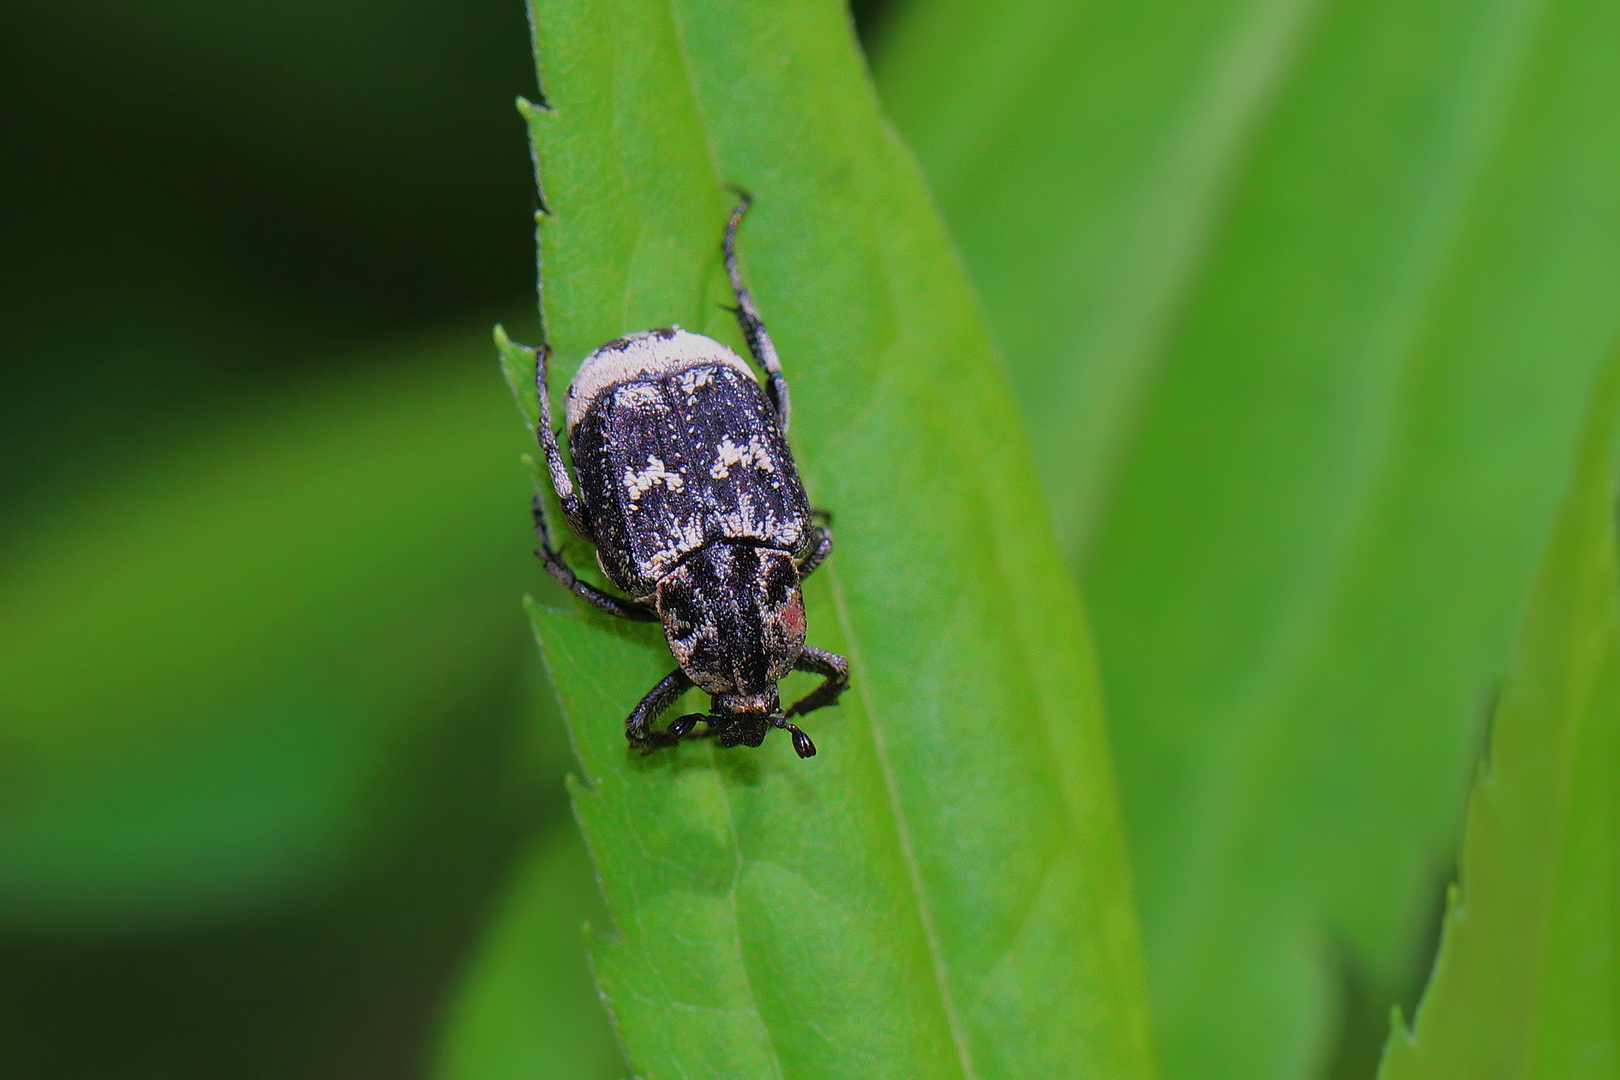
666 713 705 741
771 716 816 759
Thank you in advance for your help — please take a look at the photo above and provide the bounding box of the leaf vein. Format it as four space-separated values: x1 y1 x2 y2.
827 568 981 1080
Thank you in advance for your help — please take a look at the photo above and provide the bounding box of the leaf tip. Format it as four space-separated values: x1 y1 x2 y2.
496 328 540 430
1387 1003 1412 1042
516 94 551 121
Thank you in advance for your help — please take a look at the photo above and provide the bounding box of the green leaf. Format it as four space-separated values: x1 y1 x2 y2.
879 0 1620 1075
0 336 542 928
510 1 1156 1077
1378 358 1620 1079
434 823 623 1080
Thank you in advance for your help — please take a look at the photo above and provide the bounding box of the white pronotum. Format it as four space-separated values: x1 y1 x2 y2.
565 327 755 433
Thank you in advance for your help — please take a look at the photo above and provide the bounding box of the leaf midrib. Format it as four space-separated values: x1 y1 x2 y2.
828 568 982 1080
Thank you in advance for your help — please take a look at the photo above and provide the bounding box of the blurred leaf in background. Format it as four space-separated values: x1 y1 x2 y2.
0 340 540 928
434 823 620 1080
507 0 1155 1077
1377 357 1620 1078
879 1 1620 1078
0 334 578 1076
0 0 538 521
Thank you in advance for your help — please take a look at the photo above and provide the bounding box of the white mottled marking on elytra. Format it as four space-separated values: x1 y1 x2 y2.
675 366 714 397
641 516 705 578
710 437 746 479
748 433 776 473
710 434 777 479
614 382 664 410
623 455 684 502
566 327 754 432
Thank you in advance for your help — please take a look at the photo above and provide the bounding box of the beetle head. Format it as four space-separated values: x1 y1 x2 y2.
656 543 815 757
665 708 815 758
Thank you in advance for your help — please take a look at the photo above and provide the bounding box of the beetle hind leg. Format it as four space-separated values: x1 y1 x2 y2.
722 188 792 430
528 344 657 623
783 646 850 719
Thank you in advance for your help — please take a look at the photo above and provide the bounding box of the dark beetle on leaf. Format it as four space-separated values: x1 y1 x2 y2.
528 192 848 759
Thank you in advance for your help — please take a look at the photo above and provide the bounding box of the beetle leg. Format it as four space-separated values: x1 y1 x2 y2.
783 646 849 718
530 342 656 622
533 340 594 540
626 667 697 750
532 495 659 622
796 524 834 580
722 188 791 431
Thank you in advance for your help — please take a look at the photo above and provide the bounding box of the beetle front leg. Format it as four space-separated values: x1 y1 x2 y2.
783 646 849 718
722 189 791 430
532 494 658 622
626 667 698 751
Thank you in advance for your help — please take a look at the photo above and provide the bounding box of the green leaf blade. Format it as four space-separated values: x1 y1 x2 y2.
538 597 969 1080
1378 361 1620 1080
519 1 1156 1077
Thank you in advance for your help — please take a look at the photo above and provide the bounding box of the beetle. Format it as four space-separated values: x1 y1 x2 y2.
527 192 848 759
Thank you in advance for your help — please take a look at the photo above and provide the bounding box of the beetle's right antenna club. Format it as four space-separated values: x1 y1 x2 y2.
773 717 817 759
